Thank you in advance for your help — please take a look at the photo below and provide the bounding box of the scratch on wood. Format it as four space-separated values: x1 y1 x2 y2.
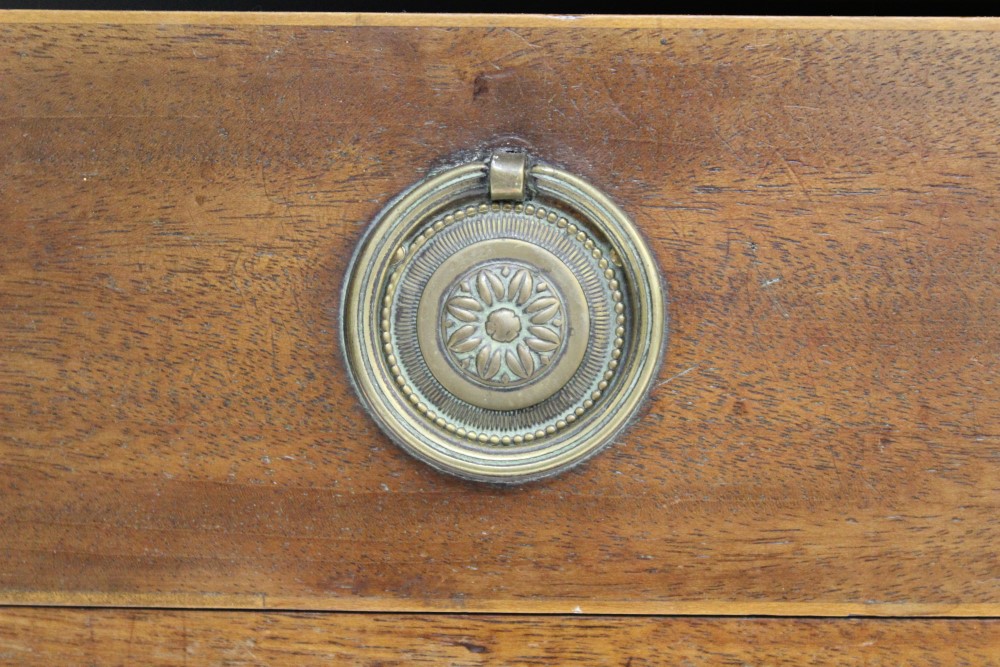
655 365 699 390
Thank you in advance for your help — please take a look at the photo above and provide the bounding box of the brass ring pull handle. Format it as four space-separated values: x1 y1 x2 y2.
342 151 667 483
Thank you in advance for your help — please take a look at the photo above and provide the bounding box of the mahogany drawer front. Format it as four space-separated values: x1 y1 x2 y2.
0 12 998 628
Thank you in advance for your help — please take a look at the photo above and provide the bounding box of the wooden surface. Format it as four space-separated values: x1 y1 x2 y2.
0 609 996 666
0 13 998 619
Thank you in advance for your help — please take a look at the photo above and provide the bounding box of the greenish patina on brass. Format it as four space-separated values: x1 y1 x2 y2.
341 151 667 483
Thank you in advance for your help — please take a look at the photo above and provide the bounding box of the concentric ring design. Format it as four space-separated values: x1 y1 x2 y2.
341 157 667 483
405 210 608 418
439 256 571 390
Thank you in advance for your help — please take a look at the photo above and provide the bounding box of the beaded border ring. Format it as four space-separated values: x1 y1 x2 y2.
341 152 667 483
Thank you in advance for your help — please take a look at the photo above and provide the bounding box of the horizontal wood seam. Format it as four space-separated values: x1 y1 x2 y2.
1 11 999 31
2 605 999 621
1 595 997 618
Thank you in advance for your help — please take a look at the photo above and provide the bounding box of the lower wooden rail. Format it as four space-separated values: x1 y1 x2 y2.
1 609 997 666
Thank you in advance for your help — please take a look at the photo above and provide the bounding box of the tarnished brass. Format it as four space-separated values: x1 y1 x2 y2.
341 150 667 483
488 151 527 201
416 239 590 411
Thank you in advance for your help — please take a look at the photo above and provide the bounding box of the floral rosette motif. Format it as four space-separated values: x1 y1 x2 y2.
441 263 566 388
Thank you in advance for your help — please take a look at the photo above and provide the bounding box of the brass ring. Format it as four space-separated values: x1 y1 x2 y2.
341 152 667 483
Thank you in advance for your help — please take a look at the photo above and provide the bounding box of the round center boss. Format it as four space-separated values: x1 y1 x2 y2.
341 151 667 483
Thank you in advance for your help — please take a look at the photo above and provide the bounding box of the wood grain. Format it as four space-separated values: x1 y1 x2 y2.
2 11 1000 30
0 15 997 615
1 609 997 666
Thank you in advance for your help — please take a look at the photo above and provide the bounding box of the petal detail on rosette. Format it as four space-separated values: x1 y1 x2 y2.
446 296 483 322
447 325 481 353
476 345 501 379
506 343 535 379
525 296 560 324
525 325 560 352
477 270 504 306
507 268 533 305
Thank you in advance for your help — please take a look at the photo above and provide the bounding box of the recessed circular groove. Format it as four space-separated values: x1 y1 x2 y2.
341 152 667 483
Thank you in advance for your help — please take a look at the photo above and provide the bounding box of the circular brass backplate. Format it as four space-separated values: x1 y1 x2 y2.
341 151 667 483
